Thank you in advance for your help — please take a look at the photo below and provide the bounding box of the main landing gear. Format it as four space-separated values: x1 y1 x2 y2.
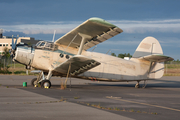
135 80 147 88
31 70 52 89
135 81 140 88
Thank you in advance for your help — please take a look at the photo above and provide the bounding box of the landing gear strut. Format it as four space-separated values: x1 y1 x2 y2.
142 80 147 88
135 81 140 88
135 80 147 88
31 78 39 87
31 70 52 89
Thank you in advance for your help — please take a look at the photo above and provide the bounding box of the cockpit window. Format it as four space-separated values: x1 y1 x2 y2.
45 43 53 48
35 41 57 51
36 42 41 47
39 42 45 47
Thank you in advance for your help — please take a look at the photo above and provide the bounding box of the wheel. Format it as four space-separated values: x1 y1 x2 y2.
31 78 41 87
31 78 38 87
135 83 140 88
41 80 51 89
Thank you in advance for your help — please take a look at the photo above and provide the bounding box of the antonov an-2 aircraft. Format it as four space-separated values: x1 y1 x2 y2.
10 17 173 89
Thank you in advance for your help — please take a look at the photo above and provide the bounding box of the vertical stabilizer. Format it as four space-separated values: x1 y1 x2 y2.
133 36 163 58
132 36 164 79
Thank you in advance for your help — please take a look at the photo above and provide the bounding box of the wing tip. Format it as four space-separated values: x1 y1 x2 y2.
88 17 116 28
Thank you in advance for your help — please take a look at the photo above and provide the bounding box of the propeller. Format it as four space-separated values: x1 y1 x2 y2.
10 35 19 58
12 35 18 50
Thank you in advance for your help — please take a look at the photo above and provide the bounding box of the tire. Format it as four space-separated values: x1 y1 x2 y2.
31 78 37 86
41 80 51 88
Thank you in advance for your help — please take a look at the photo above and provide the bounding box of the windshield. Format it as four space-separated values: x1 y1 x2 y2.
35 41 57 51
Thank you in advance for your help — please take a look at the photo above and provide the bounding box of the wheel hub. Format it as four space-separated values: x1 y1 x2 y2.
44 82 50 88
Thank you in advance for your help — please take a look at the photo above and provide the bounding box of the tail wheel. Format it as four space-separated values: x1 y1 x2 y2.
41 80 51 89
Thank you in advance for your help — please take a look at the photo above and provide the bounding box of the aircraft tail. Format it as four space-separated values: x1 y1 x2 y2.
133 36 163 58
132 36 173 79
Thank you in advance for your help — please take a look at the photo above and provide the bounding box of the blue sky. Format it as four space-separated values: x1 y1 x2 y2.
0 0 180 60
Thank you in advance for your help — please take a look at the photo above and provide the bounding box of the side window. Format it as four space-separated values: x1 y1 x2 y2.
39 42 45 47
45 43 51 48
45 42 54 50
35 41 46 49
53 44 58 51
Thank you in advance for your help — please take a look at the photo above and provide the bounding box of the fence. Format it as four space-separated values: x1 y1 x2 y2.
0 58 30 74
164 61 180 75
0 58 180 75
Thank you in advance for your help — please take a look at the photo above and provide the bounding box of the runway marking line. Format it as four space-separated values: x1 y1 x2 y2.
106 96 180 112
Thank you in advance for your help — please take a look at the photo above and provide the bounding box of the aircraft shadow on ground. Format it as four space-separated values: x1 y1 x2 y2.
2 78 180 89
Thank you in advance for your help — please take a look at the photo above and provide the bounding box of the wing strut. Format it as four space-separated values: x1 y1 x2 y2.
77 33 92 55
63 34 78 54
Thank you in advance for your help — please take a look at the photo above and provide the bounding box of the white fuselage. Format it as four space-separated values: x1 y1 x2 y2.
81 51 150 81
14 46 151 81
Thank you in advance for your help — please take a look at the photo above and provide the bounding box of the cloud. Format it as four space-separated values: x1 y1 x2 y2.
109 19 180 33
1 19 180 35
1 22 80 34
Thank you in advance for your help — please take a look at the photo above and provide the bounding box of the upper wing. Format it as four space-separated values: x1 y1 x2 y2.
139 54 174 62
55 17 123 50
53 55 100 76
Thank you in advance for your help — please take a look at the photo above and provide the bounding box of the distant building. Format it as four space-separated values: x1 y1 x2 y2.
0 29 39 55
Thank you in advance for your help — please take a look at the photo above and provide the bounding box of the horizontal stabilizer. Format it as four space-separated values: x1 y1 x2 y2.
139 54 174 62
53 55 101 76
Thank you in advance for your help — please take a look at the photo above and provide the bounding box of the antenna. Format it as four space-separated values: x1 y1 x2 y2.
52 30 56 42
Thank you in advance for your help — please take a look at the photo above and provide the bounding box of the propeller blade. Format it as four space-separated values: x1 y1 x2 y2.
14 36 18 47
12 35 18 50
12 35 15 50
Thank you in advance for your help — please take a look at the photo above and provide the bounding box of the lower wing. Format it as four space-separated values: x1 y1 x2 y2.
53 55 100 76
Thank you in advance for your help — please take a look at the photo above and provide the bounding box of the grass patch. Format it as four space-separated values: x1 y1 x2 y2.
8 63 25 68
14 71 26 74
74 96 80 99
113 107 120 111
77 101 158 115
164 73 180 76
166 64 180 69
130 109 135 112
0 70 12 74
137 110 141 113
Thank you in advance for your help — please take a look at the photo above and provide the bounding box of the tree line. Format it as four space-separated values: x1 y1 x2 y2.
111 52 180 62
111 53 132 58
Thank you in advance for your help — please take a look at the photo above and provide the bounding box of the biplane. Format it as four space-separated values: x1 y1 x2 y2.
10 17 173 88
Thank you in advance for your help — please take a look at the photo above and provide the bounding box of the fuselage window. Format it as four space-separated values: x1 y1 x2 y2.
45 43 51 48
39 42 45 47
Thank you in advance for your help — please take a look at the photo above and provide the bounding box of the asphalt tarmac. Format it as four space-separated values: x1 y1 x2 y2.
0 75 180 120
